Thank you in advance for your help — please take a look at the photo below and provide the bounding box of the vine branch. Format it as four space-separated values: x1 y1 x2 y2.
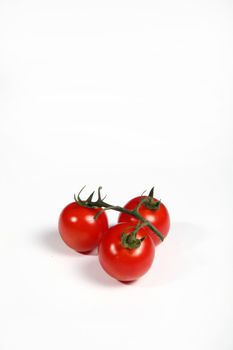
74 186 164 249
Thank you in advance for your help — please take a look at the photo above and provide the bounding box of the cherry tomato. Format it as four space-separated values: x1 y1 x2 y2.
98 222 155 282
118 196 170 246
58 202 108 253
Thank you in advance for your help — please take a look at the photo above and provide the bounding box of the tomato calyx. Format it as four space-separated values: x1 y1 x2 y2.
141 187 161 210
121 223 146 249
74 186 164 249
74 186 108 208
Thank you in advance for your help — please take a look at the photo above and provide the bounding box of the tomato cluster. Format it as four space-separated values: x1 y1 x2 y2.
58 187 170 282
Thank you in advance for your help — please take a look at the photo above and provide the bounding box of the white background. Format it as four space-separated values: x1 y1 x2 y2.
0 1 233 349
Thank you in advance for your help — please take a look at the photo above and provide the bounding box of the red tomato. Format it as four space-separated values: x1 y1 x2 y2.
118 196 170 246
98 222 155 282
58 202 108 252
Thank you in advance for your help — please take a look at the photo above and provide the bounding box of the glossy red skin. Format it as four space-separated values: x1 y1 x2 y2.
118 196 170 246
98 222 155 282
58 202 108 253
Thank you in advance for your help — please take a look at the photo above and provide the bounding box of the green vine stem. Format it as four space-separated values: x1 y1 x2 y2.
74 186 164 249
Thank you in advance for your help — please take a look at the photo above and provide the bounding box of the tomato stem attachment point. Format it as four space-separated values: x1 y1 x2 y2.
121 222 147 249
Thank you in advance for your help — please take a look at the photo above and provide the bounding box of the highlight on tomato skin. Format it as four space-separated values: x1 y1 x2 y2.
118 196 170 246
98 222 155 282
58 202 108 253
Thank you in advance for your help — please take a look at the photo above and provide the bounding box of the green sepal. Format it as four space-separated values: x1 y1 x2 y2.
121 232 129 248
152 199 161 209
128 239 141 249
148 187 154 198
87 191 95 202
